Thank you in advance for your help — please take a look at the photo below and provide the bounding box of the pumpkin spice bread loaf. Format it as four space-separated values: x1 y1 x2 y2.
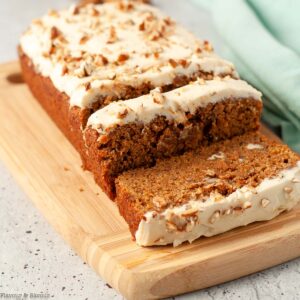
20 1 300 247
85 77 262 198
116 132 300 246
19 0 237 171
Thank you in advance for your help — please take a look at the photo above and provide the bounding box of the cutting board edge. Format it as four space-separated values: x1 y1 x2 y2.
89 219 300 300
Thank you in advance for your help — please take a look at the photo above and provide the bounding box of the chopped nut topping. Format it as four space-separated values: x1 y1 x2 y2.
209 211 220 224
58 35 67 44
233 206 243 214
72 6 80 15
261 198 270 208
32 19 43 26
64 54 83 63
84 82 91 91
108 73 116 80
49 44 56 55
146 12 155 22
117 53 130 63
284 186 293 194
50 26 61 40
61 65 69 75
149 30 162 41
185 220 196 232
107 26 118 43
151 89 166 104
139 21 145 31
152 196 168 209
95 54 109 66
96 123 104 131
224 208 233 215
212 191 224 203
204 40 213 52
48 9 59 17
163 17 173 26
74 61 92 78
243 201 252 209
181 208 198 218
79 35 90 45
83 62 93 76
166 221 178 232
168 59 178 68
196 77 206 85
140 12 168 41
292 178 300 183
179 59 191 68
118 1 134 11
91 7 100 17
117 109 129 119
154 52 160 59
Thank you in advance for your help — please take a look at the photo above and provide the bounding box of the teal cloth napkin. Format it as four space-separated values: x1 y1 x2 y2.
192 0 300 152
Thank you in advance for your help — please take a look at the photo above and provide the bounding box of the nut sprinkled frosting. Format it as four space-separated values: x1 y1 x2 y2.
20 1 237 108
87 77 262 134
136 162 300 246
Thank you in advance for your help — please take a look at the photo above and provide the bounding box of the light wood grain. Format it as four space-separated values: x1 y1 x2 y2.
0 61 300 300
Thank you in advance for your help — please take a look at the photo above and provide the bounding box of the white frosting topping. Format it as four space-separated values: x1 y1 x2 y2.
135 162 300 247
20 1 237 108
87 77 262 133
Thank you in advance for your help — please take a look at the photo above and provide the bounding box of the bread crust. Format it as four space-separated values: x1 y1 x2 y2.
19 48 91 168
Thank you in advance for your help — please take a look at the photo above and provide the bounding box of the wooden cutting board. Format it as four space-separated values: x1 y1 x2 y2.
0 61 300 300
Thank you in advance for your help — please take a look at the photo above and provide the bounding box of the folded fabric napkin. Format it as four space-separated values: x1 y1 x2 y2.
192 0 300 152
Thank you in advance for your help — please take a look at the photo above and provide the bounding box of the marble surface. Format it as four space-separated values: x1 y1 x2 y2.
0 0 299 299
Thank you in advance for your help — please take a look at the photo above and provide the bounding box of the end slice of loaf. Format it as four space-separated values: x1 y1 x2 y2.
116 132 300 246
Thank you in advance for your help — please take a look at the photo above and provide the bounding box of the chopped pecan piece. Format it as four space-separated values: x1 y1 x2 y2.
107 26 118 43
118 53 130 63
169 59 178 68
50 26 61 40
117 109 129 119
79 35 90 45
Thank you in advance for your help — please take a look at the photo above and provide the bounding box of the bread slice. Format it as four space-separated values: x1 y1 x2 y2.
85 77 262 198
116 132 300 246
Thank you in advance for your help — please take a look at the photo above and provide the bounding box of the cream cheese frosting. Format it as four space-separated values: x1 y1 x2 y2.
20 1 237 108
135 161 300 247
87 77 262 133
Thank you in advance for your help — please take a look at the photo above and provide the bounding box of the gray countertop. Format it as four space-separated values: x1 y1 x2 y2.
0 1 299 299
